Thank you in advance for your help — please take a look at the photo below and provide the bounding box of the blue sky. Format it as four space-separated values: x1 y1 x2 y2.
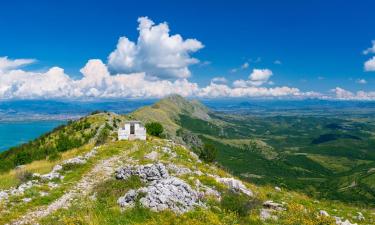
0 0 375 99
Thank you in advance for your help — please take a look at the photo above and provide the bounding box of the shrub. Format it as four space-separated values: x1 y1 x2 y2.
199 143 218 163
48 151 62 161
16 169 34 183
220 191 260 217
96 127 110 145
145 122 164 137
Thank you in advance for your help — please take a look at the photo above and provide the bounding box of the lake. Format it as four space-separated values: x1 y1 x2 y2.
0 121 66 152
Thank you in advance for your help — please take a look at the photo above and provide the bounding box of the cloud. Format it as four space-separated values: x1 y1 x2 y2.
274 60 282 65
364 56 375 71
356 79 367 84
331 87 375 100
363 40 375 55
0 56 36 71
211 77 227 84
108 17 204 79
0 57 317 99
241 62 249 69
230 62 249 73
232 69 273 87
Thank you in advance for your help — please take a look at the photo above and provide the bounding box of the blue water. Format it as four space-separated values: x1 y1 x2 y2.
0 121 66 152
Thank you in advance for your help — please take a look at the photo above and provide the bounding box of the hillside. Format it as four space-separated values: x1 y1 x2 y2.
132 95 375 206
0 95 374 224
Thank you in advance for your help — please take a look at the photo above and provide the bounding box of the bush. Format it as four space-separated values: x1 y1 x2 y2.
199 143 218 163
96 127 110 146
220 191 260 217
48 151 62 161
145 122 164 137
16 169 34 183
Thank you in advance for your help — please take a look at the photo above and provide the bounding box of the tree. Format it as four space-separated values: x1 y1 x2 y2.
199 143 218 163
145 122 164 137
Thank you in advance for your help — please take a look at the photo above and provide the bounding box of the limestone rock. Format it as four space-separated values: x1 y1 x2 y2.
263 200 286 211
215 177 253 197
260 208 278 221
115 163 169 182
319 210 330 217
118 189 138 208
167 164 191 175
0 191 8 201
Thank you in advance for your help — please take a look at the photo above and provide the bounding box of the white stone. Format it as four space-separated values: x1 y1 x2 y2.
274 186 281 192
0 191 8 201
22 198 32 203
260 208 278 221
319 210 329 217
215 177 253 197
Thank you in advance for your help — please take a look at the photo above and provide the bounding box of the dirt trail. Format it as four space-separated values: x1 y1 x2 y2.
12 142 137 225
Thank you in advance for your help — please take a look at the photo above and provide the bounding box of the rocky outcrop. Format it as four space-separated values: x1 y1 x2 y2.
260 200 286 221
116 163 169 182
116 163 202 213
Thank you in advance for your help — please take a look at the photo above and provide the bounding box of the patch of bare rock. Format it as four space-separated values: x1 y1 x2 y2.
116 163 203 213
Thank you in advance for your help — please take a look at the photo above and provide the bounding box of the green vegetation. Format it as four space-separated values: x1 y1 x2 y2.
145 122 164 137
199 143 218 163
130 95 375 206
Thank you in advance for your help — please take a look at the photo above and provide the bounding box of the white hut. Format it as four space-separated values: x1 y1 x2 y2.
118 121 147 140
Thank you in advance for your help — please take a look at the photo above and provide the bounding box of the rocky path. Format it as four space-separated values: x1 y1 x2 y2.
12 142 137 225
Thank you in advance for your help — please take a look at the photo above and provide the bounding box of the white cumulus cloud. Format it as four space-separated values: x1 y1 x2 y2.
331 87 375 100
363 40 375 55
0 56 36 72
233 69 273 87
108 17 204 79
364 56 375 71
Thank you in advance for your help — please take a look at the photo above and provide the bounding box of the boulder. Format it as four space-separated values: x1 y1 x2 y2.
319 210 330 217
215 177 253 197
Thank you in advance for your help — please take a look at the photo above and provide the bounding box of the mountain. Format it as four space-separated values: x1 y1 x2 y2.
132 94 210 137
0 95 373 225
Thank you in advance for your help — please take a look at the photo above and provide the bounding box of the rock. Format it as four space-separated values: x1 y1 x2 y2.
334 217 358 225
356 212 365 221
215 177 253 197
116 163 169 182
10 181 35 196
263 200 285 211
22 198 32 203
48 182 59 189
161 146 177 158
319 210 330 217
260 208 278 221
138 177 201 214
0 191 8 201
117 163 202 214
41 171 62 181
39 191 48 197
189 151 199 160
274 186 281 192
118 189 138 208
144 151 159 161
167 164 191 175
63 157 86 165
83 148 98 159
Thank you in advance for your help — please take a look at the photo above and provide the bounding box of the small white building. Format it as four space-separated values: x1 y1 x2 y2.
118 121 147 140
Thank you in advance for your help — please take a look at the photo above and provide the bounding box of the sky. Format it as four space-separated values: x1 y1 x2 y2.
1 0 375 100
